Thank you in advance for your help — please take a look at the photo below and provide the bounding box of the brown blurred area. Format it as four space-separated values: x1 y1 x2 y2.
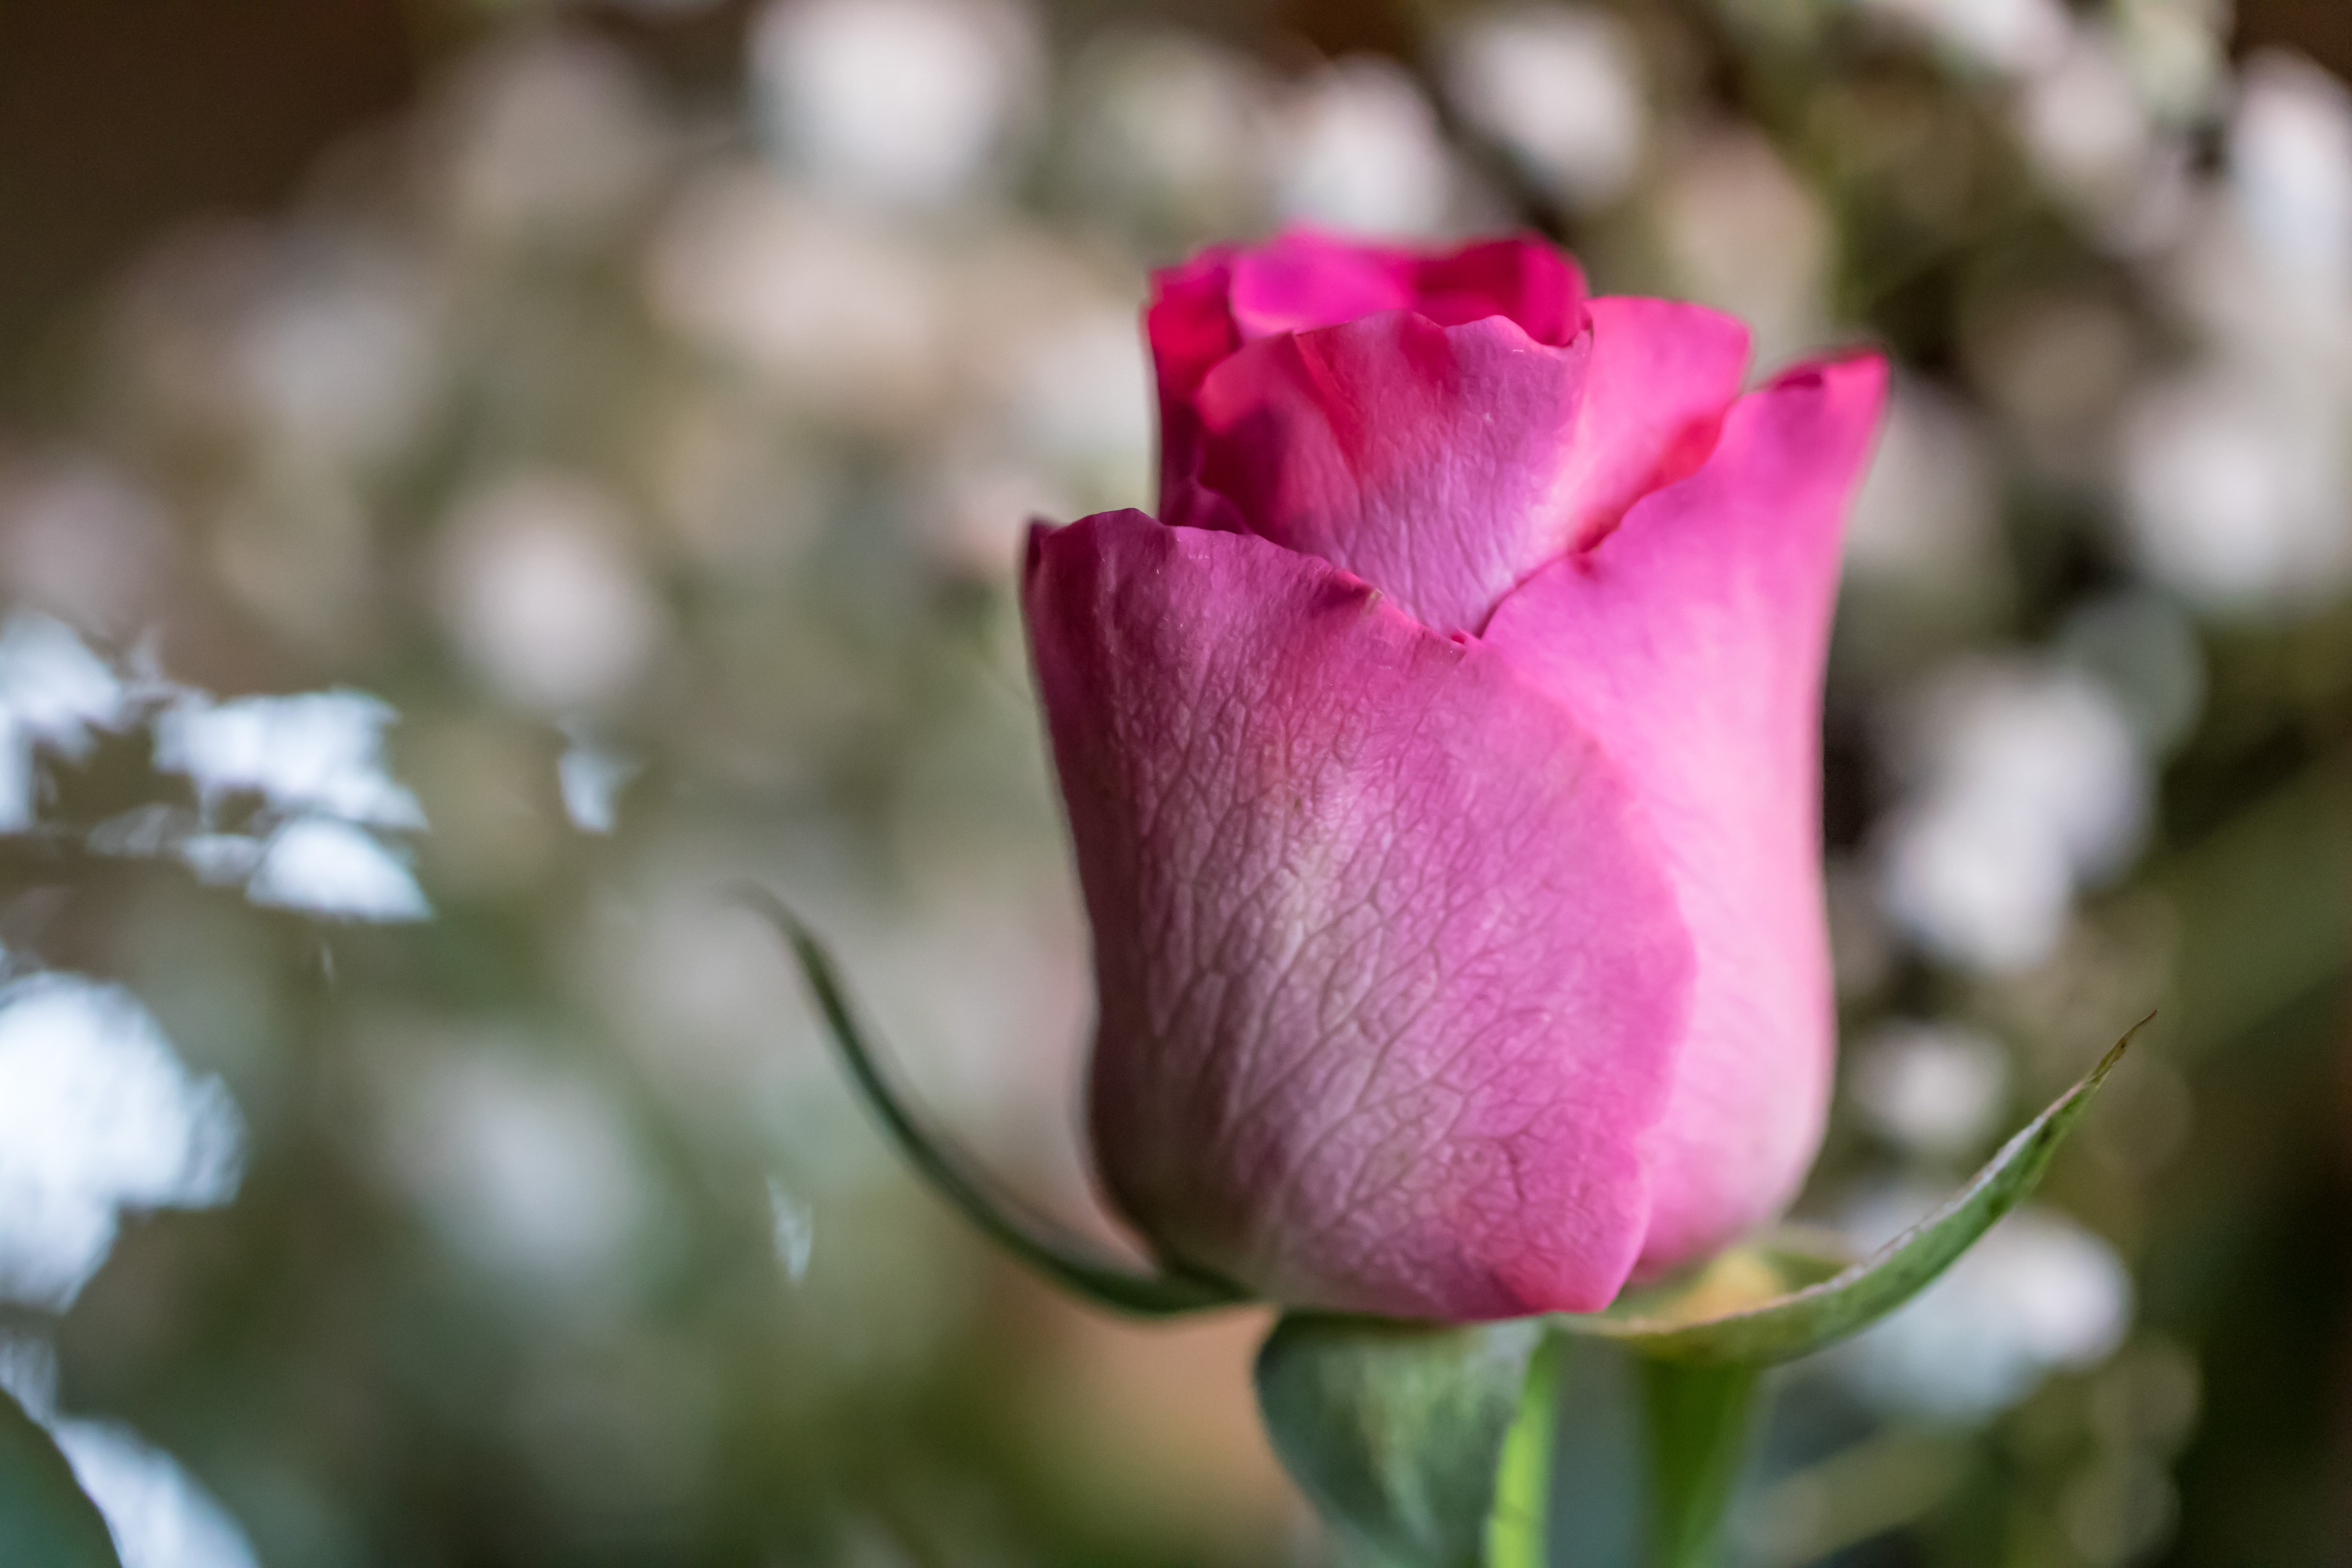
8 0 2352 422
0 0 418 411
5 0 2352 1564
2242 0 2352 83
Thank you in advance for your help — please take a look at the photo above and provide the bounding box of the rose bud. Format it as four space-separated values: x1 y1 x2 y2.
1024 231 1886 1321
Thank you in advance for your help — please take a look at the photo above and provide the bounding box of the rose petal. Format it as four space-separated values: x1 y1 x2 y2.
1556 296 1752 550
1186 311 1597 633
1228 232 1417 341
1146 247 1247 534
1159 285 1748 637
1409 234 1586 345
1484 354 1889 1273
1026 509 1695 1319
1226 231 1586 346
1149 234 1592 540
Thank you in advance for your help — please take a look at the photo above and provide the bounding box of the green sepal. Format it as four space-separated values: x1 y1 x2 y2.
1254 1024 2138 1567
750 888 1245 1317
776 874 2135 1559
0 1387 121 1568
1554 1021 2142 1366
1256 1314 1548 1568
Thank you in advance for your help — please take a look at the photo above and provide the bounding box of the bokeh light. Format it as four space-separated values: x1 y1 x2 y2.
2 1 2350 1563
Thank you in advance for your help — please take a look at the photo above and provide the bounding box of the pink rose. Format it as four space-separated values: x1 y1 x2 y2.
1025 231 1886 1321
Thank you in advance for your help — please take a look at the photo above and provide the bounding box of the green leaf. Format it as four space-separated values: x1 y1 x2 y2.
1255 1315 1546 1568
1557 1022 2143 1366
1640 1358 1761 1568
0 1388 121 1568
746 887 1245 1317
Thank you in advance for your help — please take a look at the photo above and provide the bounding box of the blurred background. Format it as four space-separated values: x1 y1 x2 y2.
1 0 2349 1563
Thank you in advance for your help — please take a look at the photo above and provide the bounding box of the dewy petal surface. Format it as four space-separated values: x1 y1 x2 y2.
1025 510 1695 1320
1483 354 1889 1274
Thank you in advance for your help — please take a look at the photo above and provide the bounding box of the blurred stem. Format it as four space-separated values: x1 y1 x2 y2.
1641 1358 1762 1568
1483 1332 1561 1568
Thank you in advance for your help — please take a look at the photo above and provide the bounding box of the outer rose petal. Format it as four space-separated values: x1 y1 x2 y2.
1483 354 1889 1274
1556 297 1752 551
1187 312 1598 634
1026 509 1695 1320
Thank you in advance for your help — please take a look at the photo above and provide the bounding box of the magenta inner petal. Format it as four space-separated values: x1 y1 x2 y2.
1188 311 1595 634
1225 230 1588 347
1412 235 1587 345
1229 233 1418 341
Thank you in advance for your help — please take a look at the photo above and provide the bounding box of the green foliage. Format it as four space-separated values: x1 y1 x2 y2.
1637 1359 1761 1568
0 1389 120 1568
1256 1316 1548 1568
